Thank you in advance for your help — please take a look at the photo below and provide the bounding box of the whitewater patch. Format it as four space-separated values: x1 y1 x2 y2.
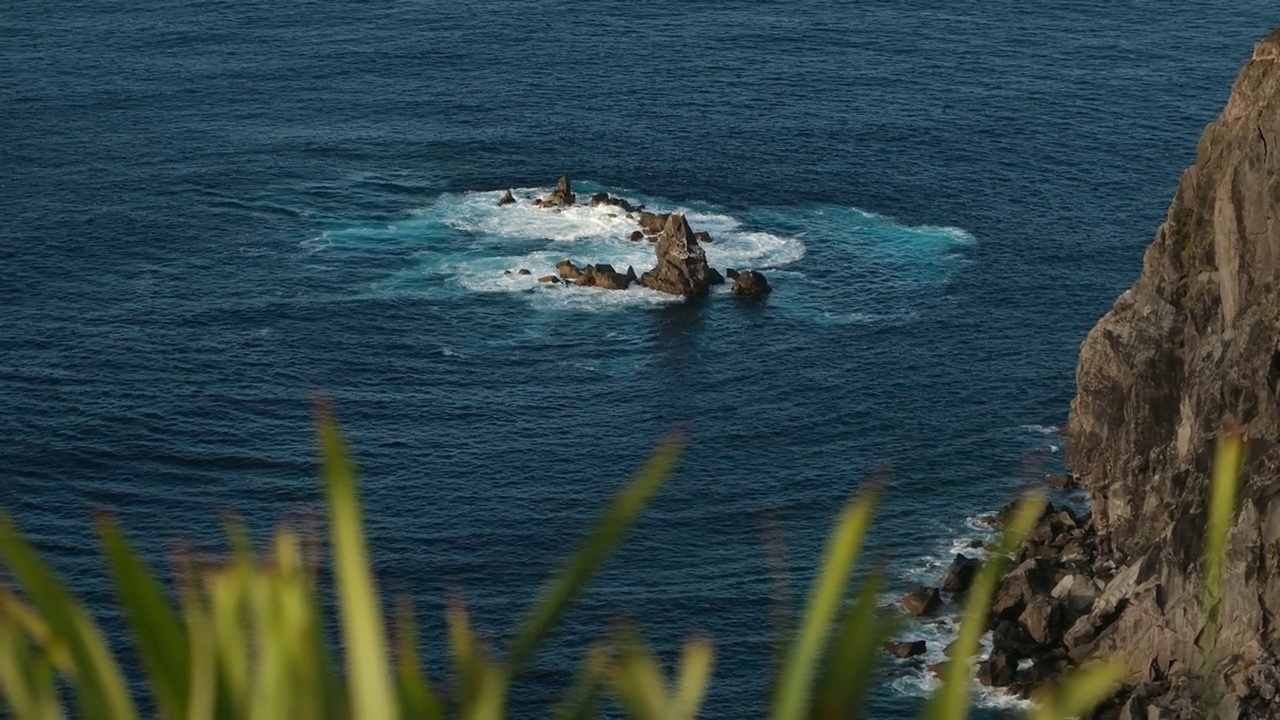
304 182 974 314
885 510 1034 713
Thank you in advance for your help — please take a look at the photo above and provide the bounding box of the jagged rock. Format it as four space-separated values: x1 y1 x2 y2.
731 269 772 296
991 618 1035 657
693 230 713 244
707 267 725 285
940 554 981 594
976 661 993 686
725 268 740 280
639 213 715 296
1049 508 1079 532
577 264 631 290
1045 473 1077 489
637 211 668 235
1051 573 1100 614
517 269 531 275
590 271 630 290
629 230 644 241
1059 29 1280 700
883 640 927 658
540 175 576 207
1019 595 1065 645
625 266 638 282
503 270 512 275
900 587 942 617
987 650 1018 687
591 192 642 214
538 275 559 284
990 558 1057 622
1063 613 1098 652
556 260 584 280
498 189 516 206
1024 651 1071 691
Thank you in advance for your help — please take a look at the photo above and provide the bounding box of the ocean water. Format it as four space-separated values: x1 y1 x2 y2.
1 1 1275 716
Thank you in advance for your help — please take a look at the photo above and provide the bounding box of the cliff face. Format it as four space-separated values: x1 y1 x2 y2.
1065 28 1280 700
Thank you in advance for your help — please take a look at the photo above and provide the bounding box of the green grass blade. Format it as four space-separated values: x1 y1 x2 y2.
671 638 714 720
608 631 669 720
0 515 137 720
1204 433 1243 645
926 492 1045 720
463 667 506 720
505 436 684 678
814 571 894 718
446 598 486 711
0 591 71 674
394 601 444 720
771 489 879 720
181 587 216 720
0 616 63 720
97 516 190 719
208 565 249 716
315 407 398 720
553 645 607 720
1031 659 1124 720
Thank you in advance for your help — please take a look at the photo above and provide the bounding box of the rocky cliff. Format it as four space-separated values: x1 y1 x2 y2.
1064 29 1280 716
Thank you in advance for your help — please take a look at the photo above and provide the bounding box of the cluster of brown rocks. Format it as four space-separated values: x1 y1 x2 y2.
880 30 1280 719
551 260 638 290
497 176 772 298
891 500 1104 689
890 488 1280 717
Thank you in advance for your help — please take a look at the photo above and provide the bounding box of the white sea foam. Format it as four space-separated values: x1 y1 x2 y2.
405 186 808 307
886 620 1034 712
306 182 982 313
1018 424 1061 436
884 508 1038 710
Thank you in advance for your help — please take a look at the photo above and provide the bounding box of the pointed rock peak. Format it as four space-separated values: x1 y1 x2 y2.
1255 28 1280 61
661 213 700 247
555 175 572 194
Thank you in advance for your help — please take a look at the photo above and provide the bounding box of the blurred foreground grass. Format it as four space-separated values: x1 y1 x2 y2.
11 408 1249 718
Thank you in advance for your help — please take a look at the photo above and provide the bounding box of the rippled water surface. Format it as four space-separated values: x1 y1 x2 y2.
2 1 1275 715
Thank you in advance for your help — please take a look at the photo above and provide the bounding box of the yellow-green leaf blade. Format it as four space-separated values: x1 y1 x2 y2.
394 601 443 720
315 408 397 720
926 492 1045 720
97 516 190 720
1031 659 1124 720
814 571 895 718
771 488 879 720
505 436 683 678
1204 432 1243 647
0 515 137 720
671 637 714 720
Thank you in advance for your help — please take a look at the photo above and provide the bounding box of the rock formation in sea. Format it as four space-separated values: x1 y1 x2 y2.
730 269 771 296
535 175 575 207
516 177 772 297
590 192 643 214
639 213 716 297
970 29 1280 717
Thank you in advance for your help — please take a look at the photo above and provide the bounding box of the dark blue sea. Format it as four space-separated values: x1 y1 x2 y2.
2 1 1275 716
